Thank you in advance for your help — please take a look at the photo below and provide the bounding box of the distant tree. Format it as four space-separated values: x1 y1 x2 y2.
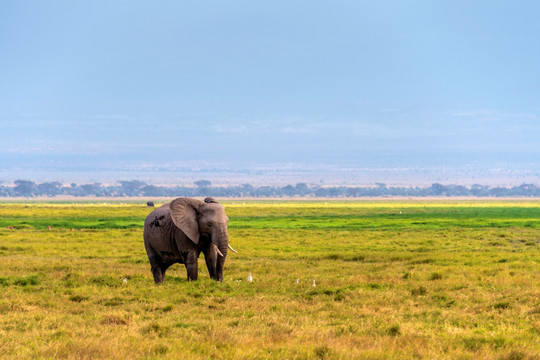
141 185 165 197
471 184 489 197
513 183 539 197
429 183 447 196
367 186 383 197
315 187 328 197
281 185 296 197
295 183 310 196
326 187 342 197
0 183 10 197
453 185 469 196
255 186 275 197
37 182 62 197
241 184 255 197
491 187 506 197
194 180 212 188
13 180 36 197
346 187 360 197
194 180 212 196
79 183 102 196
118 180 147 196
173 186 195 197
3 180 540 198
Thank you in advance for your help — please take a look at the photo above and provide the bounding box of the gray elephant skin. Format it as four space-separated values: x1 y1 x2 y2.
143 197 235 282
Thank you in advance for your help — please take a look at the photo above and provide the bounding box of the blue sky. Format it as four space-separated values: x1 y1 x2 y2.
1 1 539 183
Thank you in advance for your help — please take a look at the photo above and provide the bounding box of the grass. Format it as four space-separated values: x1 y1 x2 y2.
0 200 539 359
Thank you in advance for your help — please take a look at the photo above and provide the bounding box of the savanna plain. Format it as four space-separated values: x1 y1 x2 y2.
0 200 539 359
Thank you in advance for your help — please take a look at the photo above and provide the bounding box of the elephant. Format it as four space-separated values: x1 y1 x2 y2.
143 197 236 282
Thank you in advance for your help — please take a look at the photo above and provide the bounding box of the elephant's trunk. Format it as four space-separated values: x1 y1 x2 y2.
213 229 229 282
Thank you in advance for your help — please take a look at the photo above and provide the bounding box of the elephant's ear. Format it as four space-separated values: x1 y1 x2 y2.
169 198 203 244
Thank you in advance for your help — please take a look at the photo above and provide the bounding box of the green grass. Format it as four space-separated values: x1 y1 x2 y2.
2 202 540 230
0 201 539 359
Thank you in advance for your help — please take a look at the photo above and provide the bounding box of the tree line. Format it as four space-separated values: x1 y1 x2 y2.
1 180 540 198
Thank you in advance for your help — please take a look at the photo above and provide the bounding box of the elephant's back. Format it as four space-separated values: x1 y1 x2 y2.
144 203 170 227
144 204 174 244
144 203 190 263
144 204 174 234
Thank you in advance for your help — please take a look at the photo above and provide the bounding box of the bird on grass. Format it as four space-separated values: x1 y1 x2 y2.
312 280 316 287
247 272 253 282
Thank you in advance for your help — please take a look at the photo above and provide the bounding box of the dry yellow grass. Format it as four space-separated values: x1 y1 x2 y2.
0 201 539 359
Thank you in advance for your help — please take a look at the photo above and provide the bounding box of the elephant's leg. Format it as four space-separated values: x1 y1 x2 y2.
145 238 165 284
184 251 198 281
160 263 173 281
150 258 164 284
216 254 226 282
146 246 165 283
204 247 218 280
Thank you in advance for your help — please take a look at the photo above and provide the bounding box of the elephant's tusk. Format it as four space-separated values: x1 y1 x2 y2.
228 244 238 253
212 243 224 257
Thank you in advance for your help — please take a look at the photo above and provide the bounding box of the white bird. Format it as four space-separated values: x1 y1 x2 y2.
247 273 253 282
312 279 316 287
296 279 299 284
122 278 127 285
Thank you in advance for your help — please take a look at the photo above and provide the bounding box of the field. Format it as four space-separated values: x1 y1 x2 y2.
0 200 539 359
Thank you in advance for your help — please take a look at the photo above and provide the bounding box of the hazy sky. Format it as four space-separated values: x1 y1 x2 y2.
1 1 539 182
